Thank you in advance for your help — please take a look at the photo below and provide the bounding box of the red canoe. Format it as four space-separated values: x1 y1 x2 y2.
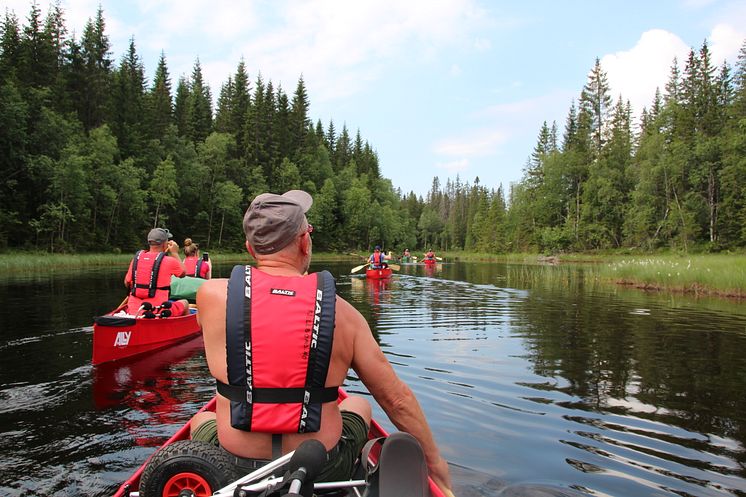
112 389 445 497
366 267 393 279
92 303 201 365
423 258 437 266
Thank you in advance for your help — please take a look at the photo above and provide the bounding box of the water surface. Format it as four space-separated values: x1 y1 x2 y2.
0 260 745 496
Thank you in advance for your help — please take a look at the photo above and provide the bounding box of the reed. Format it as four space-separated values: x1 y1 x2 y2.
599 254 746 298
0 251 361 273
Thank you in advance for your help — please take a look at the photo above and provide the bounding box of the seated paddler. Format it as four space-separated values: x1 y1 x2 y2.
124 227 189 317
190 189 453 494
368 245 389 269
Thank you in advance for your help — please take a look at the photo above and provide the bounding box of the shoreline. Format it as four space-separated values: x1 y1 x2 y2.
2 251 744 299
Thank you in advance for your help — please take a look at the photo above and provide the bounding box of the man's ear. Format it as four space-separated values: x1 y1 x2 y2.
299 231 311 256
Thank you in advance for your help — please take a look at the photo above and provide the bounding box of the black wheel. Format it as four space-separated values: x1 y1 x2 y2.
139 440 236 497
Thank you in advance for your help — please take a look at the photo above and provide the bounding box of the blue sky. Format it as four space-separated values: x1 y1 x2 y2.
6 1 746 196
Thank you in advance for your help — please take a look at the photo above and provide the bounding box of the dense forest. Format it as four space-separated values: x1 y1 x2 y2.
1 4 745 254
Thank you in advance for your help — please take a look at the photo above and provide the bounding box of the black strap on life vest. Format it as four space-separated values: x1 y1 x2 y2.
130 250 170 298
215 381 338 404
223 265 338 433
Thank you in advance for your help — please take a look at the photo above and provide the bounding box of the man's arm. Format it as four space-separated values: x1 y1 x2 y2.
166 242 186 277
338 297 453 494
124 259 134 287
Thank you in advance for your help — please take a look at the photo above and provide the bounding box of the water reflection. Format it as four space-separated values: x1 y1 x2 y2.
0 261 745 497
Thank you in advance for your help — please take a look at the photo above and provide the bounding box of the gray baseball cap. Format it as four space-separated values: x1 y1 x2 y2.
147 227 173 244
243 190 313 254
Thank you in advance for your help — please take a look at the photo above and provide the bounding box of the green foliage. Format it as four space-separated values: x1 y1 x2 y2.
2 3 745 258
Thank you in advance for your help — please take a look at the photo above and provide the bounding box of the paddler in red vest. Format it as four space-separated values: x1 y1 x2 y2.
424 249 436 261
123 228 189 316
182 238 212 279
190 190 453 495
368 245 389 269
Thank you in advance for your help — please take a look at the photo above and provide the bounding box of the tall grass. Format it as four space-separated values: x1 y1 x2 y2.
0 251 360 273
599 254 746 297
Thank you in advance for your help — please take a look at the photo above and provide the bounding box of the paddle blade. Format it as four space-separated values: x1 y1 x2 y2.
351 264 368 273
388 264 401 271
435 256 443 261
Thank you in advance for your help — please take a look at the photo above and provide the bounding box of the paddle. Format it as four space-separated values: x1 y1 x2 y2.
350 264 369 274
435 256 443 261
388 263 401 271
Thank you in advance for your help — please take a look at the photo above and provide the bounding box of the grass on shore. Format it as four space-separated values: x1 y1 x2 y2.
598 254 746 298
2 250 743 298
439 250 746 298
0 250 360 273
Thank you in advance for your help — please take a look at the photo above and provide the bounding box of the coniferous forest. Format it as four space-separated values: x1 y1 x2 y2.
1 4 745 254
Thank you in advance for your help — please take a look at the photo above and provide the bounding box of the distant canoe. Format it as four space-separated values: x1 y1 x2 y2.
366 267 393 279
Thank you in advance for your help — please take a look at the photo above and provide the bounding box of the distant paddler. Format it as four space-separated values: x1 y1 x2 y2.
369 245 389 269
124 228 189 317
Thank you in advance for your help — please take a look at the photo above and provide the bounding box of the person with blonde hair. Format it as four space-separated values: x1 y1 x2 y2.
182 238 211 279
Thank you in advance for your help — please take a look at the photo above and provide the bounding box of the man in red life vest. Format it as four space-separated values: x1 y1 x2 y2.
368 245 389 269
124 228 189 316
190 190 453 495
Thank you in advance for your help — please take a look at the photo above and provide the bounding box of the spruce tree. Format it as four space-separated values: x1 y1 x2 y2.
189 59 213 143
149 51 173 140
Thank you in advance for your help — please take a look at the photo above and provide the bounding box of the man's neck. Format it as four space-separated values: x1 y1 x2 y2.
255 258 305 277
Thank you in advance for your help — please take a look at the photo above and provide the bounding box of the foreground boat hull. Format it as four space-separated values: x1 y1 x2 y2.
92 305 201 365
366 267 393 279
112 389 445 497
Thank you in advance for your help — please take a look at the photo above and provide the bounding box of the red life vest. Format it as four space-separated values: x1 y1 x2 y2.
370 252 386 267
184 256 209 279
129 250 170 299
217 265 338 434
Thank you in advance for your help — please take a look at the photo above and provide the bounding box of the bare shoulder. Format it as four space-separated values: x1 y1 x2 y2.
334 295 368 332
196 279 228 324
197 278 228 301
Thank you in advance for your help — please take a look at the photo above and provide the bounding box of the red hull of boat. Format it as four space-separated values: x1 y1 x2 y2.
112 389 445 497
423 259 436 265
92 306 201 365
366 267 392 279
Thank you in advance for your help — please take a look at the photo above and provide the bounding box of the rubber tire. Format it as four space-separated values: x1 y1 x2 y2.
139 440 236 497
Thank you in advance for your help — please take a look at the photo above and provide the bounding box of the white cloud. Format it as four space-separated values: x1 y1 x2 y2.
436 159 470 173
709 23 746 65
450 64 463 77
434 130 508 157
601 29 690 116
224 0 489 102
601 22 745 118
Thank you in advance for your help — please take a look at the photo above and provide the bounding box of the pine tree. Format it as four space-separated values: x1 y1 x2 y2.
78 5 113 130
189 59 213 143
173 75 191 138
149 51 173 140
580 58 612 158
214 76 234 133
112 37 146 159
0 11 22 81
231 59 250 153
289 76 309 157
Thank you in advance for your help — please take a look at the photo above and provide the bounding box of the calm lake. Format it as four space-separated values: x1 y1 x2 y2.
0 260 745 497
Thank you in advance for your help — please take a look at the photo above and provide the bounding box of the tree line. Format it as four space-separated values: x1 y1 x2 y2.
1 3 744 255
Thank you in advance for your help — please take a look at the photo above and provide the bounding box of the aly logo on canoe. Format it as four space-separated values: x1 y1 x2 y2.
114 331 132 346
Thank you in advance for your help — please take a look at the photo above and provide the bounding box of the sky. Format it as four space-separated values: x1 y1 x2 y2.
4 0 746 196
